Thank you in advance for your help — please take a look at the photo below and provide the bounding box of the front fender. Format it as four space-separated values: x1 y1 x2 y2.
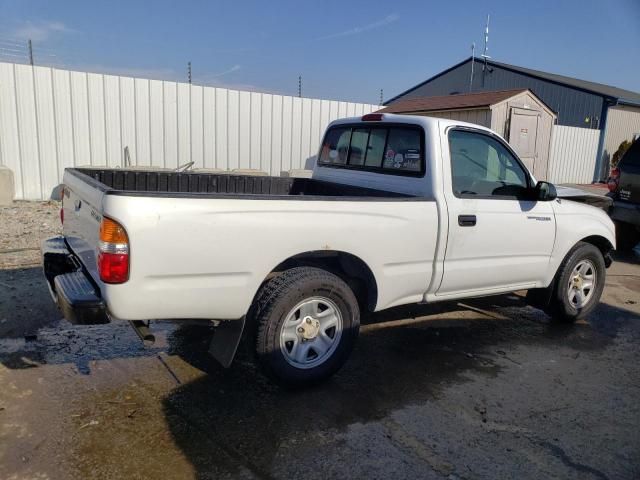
544 199 615 285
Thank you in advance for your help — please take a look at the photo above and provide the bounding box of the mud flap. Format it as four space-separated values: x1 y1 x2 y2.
208 317 246 368
526 280 555 311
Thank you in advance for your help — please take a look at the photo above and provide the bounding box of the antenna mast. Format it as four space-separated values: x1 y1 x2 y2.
481 14 491 87
469 42 475 92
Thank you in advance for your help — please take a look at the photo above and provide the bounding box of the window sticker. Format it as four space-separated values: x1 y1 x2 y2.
385 149 395 161
393 153 404 168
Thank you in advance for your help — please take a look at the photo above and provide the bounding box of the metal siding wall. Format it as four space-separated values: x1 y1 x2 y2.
34 66 58 197
412 108 491 128
87 73 106 167
602 105 640 163
394 61 604 128
0 62 377 199
149 80 165 168
548 126 601 184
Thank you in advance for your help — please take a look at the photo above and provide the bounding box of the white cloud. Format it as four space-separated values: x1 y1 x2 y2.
318 14 399 40
12 21 75 42
77 64 180 81
197 65 241 80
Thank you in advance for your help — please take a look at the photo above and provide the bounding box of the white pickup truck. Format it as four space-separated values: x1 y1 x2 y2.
43 113 615 386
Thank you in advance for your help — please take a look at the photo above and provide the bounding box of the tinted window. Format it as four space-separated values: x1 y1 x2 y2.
365 129 387 167
449 130 529 198
349 129 369 166
318 125 423 175
319 127 351 165
621 138 640 167
383 128 422 172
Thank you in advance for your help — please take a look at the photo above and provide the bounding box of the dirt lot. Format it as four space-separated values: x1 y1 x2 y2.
1 202 639 479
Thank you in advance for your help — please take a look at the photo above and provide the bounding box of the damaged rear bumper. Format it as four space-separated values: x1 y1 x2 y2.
42 237 109 325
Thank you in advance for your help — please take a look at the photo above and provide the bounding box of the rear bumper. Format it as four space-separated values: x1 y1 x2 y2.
610 200 640 227
42 237 109 325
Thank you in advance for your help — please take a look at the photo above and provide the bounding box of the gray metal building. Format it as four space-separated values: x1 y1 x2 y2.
385 57 640 180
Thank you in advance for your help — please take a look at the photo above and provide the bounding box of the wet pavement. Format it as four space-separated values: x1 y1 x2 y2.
1 221 639 478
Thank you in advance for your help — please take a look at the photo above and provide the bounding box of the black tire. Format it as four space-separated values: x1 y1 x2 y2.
253 267 360 387
615 221 640 251
548 242 606 323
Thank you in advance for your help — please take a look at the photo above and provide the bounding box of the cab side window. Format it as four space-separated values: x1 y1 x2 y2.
449 130 529 198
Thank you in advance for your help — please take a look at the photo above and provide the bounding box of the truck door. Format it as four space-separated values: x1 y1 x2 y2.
436 127 556 296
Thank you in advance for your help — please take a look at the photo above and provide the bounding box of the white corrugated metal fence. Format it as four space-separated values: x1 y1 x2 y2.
547 125 601 184
0 62 377 200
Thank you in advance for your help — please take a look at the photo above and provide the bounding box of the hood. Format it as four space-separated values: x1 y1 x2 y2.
555 185 612 211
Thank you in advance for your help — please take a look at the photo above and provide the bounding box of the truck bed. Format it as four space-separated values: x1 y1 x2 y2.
72 168 411 199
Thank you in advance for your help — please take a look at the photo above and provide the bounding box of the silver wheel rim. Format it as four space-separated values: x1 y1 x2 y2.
279 296 343 369
567 259 596 308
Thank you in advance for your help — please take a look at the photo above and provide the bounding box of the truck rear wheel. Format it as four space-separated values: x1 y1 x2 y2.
253 267 360 387
548 242 606 323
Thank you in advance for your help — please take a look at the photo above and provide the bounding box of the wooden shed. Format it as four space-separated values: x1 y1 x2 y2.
378 89 557 180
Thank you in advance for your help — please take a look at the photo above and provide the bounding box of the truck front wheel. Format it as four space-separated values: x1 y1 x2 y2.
253 267 360 387
548 242 606 323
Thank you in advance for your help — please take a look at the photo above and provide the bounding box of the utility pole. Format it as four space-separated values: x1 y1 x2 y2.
379 89 383 105
298 76 302 97
28 39 33 66
187 61 192 84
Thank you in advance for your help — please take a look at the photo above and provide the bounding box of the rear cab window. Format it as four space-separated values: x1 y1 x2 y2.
318 124 424 176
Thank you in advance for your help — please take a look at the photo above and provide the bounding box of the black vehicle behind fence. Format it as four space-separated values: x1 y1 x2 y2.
608 137 640 250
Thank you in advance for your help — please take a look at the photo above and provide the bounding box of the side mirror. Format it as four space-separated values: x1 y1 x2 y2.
534 181 557 201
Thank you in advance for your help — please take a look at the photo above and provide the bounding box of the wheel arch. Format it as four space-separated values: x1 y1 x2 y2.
578 235 614 267
257 250 379 313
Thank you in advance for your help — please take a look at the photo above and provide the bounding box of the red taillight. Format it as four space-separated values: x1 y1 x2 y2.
98 217 129 283
362 113 384 121
608 167 620 192
98 252 129 284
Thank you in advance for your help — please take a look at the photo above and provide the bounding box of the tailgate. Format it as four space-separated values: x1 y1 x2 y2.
62 170 106 284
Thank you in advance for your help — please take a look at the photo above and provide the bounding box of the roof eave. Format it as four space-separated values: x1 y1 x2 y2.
616 97 640 108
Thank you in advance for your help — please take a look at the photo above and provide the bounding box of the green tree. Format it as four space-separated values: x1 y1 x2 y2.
612 139 632 168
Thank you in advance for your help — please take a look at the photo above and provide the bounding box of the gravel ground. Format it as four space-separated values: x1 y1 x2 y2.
0 201 61 268
0 201 62 337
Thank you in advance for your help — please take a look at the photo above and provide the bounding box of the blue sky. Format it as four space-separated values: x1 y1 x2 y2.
1 0 638 104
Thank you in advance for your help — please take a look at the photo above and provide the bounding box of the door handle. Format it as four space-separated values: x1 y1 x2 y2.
458 214 476 227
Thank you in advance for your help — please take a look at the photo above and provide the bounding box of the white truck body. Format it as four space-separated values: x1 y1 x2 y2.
59 114 615 321
44 114 615 383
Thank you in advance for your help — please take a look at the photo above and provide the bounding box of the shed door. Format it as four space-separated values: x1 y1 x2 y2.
509 108 540 173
